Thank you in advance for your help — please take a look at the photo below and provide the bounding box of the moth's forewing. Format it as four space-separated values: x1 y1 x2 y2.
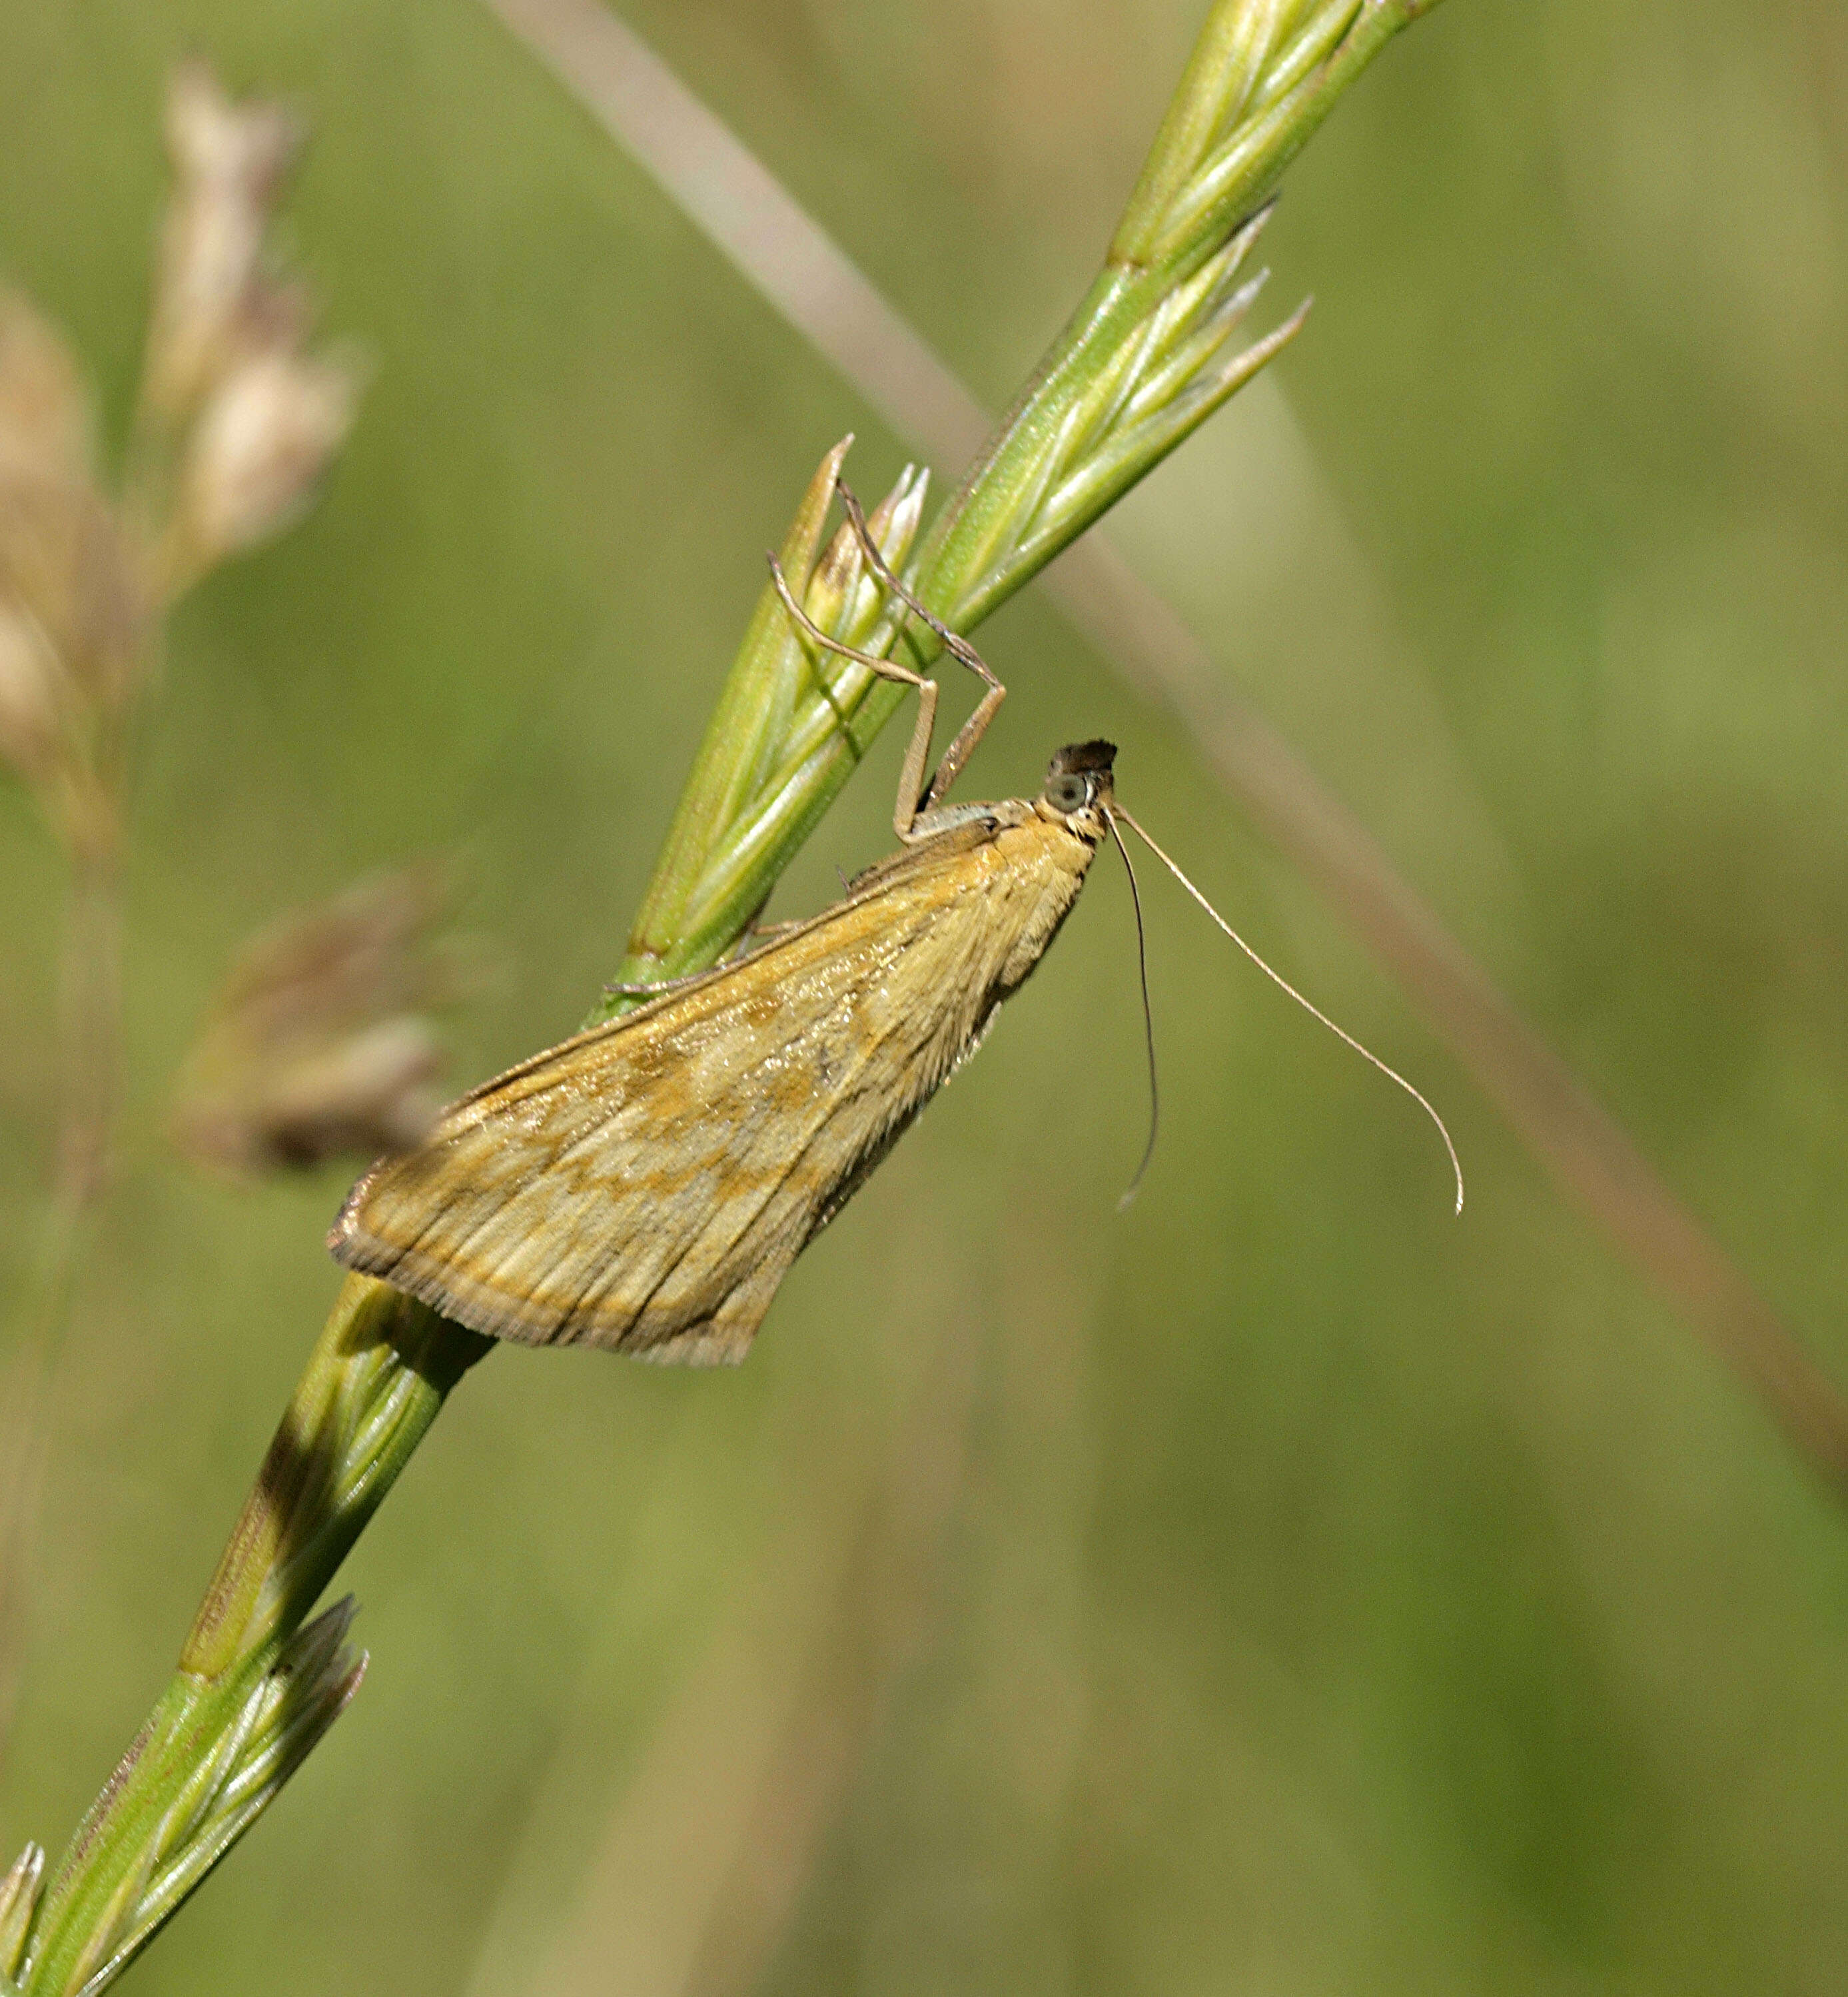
329 803 1099 1363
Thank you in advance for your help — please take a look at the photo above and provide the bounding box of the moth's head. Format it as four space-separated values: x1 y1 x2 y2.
1039 739 1117 839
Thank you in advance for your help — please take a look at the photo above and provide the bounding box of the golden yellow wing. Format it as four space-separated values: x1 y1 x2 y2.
327 808 1085 1363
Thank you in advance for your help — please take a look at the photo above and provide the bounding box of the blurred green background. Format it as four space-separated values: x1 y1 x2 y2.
5 0 1848 1990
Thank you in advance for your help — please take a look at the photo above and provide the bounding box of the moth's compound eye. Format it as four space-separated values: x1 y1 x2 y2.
1047 774 1088 813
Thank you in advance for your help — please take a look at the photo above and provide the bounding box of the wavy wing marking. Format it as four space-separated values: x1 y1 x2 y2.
328 818 1066 1361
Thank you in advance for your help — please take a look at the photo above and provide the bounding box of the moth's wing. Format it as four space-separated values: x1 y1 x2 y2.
328 827 1011 1361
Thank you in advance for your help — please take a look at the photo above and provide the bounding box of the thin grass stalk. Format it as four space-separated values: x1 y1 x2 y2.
0 660 135 1772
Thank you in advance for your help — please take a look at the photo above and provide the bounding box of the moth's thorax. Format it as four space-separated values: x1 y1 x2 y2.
979 802 1101 993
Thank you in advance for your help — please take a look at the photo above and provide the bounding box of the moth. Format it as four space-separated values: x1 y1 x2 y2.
329 486 1459 1364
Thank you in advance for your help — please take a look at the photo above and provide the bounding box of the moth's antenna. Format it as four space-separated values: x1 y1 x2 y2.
1107 812 1159 1207
1113 806 1464 1215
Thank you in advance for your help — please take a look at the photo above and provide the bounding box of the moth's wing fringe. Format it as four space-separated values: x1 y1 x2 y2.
332 1215 765 1364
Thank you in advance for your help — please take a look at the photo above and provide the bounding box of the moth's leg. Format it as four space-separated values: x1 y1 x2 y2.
835 481 1005 810
727 892 775 957
729 914 806 958
601 968 715 999
743 916 805 946
603 911 806 1003
768 553 940 840
920 682 1005 809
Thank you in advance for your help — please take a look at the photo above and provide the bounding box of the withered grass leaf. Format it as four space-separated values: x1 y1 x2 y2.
177 862 477 1176
0 475 142 713
149 60 302 420
0 292 94 485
